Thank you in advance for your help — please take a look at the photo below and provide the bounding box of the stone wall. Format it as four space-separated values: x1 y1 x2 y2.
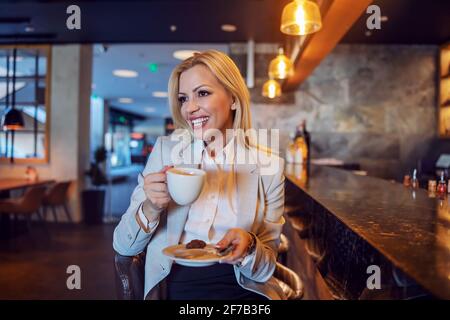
231 44 438 180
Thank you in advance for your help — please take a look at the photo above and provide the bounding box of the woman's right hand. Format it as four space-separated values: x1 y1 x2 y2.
142 166 173 214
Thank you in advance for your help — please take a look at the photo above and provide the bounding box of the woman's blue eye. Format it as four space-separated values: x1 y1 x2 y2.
198 90 209 97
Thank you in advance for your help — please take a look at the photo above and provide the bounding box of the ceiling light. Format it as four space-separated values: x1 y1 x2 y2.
268 48 293 80
280 0 322 36
152 91 168 98
380 16 388 22
118 98 133 103
170 25 177 32
2 107 24 131
221 24 237 32
145 107 156 113
262 80 281 99
24 26 34 33
113 69 138 78
173 50 199 60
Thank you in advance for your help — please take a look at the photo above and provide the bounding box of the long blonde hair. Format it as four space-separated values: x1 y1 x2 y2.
168 50 258 150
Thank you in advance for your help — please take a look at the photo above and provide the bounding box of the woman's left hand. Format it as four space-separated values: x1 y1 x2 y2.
215 228 252 265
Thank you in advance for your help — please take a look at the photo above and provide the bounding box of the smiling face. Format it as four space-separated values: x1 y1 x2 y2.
178 64 235 142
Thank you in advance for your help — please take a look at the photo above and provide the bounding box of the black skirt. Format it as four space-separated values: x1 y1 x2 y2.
166 263 268 300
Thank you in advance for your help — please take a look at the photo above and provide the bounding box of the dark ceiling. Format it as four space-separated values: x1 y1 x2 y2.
0 0 449 45
0 0 291 44
342 0 450 45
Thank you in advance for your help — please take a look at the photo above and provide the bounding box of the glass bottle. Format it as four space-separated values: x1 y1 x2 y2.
437 172 447 195
300 120 311 163
285 132 296 163
294 123 307 163
411 169 419 189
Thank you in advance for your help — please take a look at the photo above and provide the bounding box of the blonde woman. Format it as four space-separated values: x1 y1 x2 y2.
113 50 285 300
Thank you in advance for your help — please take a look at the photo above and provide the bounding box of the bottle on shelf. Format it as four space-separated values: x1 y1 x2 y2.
297 120 311 163
286 132 298 163
403 174 411 187
286 132 303 164
286 120 312 165
292 120 308 164
428 180 437 192
437 172 447 195
411 169 419 189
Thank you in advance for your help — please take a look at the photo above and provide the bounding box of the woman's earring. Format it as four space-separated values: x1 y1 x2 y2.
231 102 237 110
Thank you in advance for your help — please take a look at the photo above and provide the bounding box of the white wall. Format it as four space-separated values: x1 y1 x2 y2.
90 95 105 157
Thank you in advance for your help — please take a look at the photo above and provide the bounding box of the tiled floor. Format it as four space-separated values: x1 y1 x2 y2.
0 223 117 299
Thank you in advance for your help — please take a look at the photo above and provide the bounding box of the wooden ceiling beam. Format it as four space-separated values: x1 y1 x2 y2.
283 0 373 91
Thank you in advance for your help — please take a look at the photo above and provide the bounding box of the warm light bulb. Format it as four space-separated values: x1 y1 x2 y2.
281 0 322 36
268 83 276 98
295 3 307 35
278 60 287 79
268 50 293 80
262 79 281 99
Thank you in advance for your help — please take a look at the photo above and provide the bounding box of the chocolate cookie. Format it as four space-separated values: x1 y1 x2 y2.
186 239 206 249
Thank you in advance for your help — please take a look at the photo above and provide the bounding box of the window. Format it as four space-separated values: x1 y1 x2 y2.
0 45 51 163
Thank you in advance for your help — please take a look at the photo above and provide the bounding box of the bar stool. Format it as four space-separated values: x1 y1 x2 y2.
283 205 302 217
274 262 304 299
42 181 72 223
0 185 48 234
278 233 289 265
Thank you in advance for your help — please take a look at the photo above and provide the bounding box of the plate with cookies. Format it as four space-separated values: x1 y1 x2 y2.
162 239 232 267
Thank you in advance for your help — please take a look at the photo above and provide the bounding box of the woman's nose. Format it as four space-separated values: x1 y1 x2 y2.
186 98 200 113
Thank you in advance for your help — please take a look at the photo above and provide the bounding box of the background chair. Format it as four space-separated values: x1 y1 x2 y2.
0 185 48 235
42 181 72 223
114 251 303 300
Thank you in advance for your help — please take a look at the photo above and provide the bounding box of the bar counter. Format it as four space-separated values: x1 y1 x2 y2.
283 164 450 300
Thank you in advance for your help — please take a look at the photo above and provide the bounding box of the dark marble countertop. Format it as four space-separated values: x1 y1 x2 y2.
285 164 450 299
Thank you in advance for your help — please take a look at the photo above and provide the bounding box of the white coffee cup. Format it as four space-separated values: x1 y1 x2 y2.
166 167 206 205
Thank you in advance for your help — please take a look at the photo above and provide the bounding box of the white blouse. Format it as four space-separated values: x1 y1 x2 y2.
180 139 238 244
139 138 239 245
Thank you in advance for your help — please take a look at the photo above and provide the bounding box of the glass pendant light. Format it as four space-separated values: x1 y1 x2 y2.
262 79 281 99
2 48 24 131
280 0 322 36
2 108 24 130
268 48 293 80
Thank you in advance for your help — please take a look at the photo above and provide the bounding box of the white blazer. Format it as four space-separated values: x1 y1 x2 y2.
113 134 286 300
